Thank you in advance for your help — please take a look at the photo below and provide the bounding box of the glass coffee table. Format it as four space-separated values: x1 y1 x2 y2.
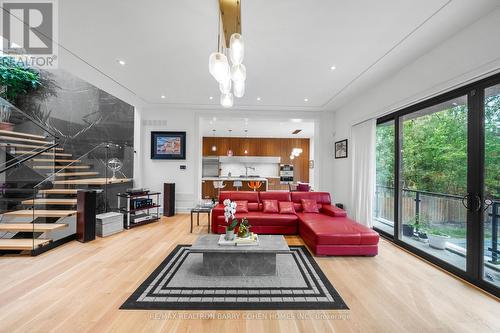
190 234 290 276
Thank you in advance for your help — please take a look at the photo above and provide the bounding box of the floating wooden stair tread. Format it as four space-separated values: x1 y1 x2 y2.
0 239 51 250
0 135 51 145
33 165 90 170
21 198 77 205
54 178 132 185
0 223 68 232
3 210 77 217
0 143 63 150
33 159 80 163
0 129 46 140
54 172 99 177
13 151 72 157
38 189 78 195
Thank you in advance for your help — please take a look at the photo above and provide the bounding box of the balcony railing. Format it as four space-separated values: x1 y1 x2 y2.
375 185 499 264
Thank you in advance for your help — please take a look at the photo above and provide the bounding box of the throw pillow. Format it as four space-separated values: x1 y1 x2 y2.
279 201 295 214
235 200 249 213
262 200 279 213
301 199 319 213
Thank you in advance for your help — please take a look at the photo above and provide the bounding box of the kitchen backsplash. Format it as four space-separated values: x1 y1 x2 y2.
219 163 279 178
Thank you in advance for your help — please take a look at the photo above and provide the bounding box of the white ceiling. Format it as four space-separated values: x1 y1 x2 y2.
200 116 315 138
58 0 500 111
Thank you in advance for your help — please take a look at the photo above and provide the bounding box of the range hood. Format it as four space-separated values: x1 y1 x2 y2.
219 156 281 164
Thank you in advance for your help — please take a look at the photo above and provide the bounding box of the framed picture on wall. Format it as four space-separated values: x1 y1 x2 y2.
151 131 186 160
334 139 348 159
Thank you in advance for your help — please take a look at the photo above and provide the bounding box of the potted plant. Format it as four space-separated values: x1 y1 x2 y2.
0 56 42 129
237 217 250 238
402 223 414 237
427 229 450 250
223 199 238 240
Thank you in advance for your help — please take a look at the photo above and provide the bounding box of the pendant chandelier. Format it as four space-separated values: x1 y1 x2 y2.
208 0 245 108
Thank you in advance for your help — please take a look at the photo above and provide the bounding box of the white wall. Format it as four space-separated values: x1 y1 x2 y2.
331 8 500 213
135 108 324 211
135 107 199 212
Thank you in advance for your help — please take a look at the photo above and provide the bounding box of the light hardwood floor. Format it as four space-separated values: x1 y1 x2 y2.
0 214 498 333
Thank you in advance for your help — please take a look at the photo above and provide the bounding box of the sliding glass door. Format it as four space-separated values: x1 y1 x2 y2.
373 73 500 297
483 84 500 288
374 121 395 235
399 96 468 270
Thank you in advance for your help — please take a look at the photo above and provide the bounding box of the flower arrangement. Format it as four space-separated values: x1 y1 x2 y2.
223 199 239 240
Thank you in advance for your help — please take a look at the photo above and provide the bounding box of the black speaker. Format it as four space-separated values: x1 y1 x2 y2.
77 190 96 242
163 183 175 217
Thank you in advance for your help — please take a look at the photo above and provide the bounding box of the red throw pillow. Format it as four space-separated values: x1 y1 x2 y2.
262 200 279 213
235 200 248 213
279 201 295 214
301 199 319 213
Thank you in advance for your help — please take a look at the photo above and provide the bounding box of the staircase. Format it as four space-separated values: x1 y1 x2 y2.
0 99 132 255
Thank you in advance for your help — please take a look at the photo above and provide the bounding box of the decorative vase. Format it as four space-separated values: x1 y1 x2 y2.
237 224 248 238
225 228 235 241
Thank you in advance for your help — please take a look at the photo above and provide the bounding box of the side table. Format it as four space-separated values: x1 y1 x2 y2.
190 205 214 233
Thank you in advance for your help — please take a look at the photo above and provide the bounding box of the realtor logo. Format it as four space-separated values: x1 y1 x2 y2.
0 0 58 68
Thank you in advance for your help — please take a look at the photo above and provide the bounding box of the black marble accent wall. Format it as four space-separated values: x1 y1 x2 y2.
16 68 135 179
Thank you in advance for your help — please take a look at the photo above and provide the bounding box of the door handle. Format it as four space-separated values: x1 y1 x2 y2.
462 193 482 212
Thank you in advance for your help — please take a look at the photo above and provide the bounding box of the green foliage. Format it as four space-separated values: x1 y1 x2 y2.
376 95 500 199
227 218 239 231
0 56 41 103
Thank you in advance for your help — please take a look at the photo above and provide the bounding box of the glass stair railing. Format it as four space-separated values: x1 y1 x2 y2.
0 142 133 255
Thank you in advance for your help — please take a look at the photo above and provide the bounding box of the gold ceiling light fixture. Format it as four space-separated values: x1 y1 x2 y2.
209 0 246 108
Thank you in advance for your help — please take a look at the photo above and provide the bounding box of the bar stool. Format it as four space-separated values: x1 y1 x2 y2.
248 181 262 192
233 180 243 191
213 180 226 200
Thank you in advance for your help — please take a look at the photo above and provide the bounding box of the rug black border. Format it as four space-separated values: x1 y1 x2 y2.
120 245 349 311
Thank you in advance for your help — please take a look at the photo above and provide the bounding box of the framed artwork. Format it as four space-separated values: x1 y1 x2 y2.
334 139 348 159
151 131 186 160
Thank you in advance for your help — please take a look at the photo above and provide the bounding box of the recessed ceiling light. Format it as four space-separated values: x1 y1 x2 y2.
330 66 336 71
161 95 166 99
291 119 302 123
303 98 309 102
209 96 214 100
452 102 458 106
117 59 126 66
256 97 261 101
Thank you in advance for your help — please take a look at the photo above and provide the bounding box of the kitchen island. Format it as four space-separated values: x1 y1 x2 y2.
201 177 271 199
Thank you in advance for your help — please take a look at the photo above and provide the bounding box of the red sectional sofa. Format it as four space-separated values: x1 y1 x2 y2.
211 191 379 256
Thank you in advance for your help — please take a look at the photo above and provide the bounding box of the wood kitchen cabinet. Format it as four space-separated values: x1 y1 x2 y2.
201 180 217 199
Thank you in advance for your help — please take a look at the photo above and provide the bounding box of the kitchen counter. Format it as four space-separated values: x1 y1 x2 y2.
202 177 269 182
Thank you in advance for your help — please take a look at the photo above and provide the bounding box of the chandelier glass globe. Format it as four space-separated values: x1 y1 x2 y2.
229 33 244 64
230 63 246 83
219 77 232 94
209 52 230 83
233 80 245 98
220 93 234 108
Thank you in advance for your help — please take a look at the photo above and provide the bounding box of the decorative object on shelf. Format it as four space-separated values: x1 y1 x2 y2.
151 131 186 160
107 158 123 180
223 199 238 240
208 0 245 108
334 139 348 159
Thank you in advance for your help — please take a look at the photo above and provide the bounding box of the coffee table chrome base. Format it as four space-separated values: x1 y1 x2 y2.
202 252 276 276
